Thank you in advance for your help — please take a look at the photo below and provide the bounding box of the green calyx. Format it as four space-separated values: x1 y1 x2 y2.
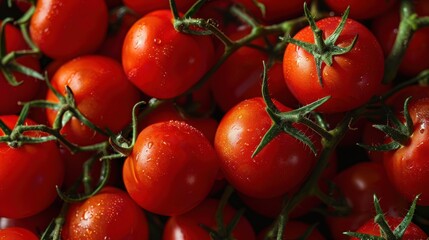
358 97 414 152
285 3 358 86
344 194 420 240
252 62 332 158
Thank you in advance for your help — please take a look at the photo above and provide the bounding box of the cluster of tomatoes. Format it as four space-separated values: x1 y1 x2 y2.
1 0 429 239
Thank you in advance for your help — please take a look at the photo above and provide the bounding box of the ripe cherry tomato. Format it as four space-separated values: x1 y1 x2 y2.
122 10 215 99
45 55 142 146
326 162 408 240
283 16 384 113
350 216 428 240
0 21 41 115
383 97 429 205
230 0 310 23
214 97 318 199
61 186 149 240
123 120 219 216
371 0 429 77
0 227 39 240
240 152 337 218
0 115 64 218
163 198 256 240
0 202 60 235
30 0 108 60
324 0 397 20
210 25 298 113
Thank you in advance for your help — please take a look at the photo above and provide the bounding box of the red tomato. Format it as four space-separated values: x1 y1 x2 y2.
0 115 64 218
163 198 256 240
240 152 337 218
0 21 41 115
283 16 384 113
61 186 149 240
123 0 196 17
383 97 429 205
371 0 429 77
123 121 219 216
122 10 215 99
30 0 108 60
257 221 325 240
326 162 408 240
210 49 298 113
0 202 60 235
210 25 298 112
230 0 310 23
45 55 142 146
324 0 397 20
350 216 428 239
0 227 39 240
214 97 319 198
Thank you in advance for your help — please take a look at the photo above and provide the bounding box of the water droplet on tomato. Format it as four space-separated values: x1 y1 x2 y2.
154 38 162 44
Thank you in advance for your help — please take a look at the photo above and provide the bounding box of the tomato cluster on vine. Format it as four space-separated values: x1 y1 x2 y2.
1 0 429 239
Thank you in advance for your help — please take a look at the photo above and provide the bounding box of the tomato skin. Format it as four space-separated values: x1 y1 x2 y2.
351 216 428 240
30 0 108 60
122 10 215 99
0 21 41 115
45 55 142 146
61 186 149 240
123 121 219 216
163 198 256 240
283 17 384 113
0 115 64 218
210 50 298 113
383 97 429 205
326 162 408 240
0 227 39 240
324 0 397 20
230 0 310 23
371 0 429 77
214 97 318 199
0 202 60 234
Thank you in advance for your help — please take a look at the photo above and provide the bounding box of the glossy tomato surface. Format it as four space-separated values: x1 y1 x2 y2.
30 0 108 60
45 55 142 146
0 115 64 218
214 97 319 198
0 227 39 240
383 97 429 205
123 121 219 216
122 10 215 99
61 187 149 240
283 16 384 113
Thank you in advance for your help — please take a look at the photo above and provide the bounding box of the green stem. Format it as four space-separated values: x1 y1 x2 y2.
383 0 417 84
374 214 397 240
